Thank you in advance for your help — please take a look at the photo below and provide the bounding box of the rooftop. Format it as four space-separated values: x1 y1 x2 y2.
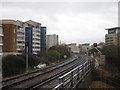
105 27 120 30
0 19 16 25
25 20 41 27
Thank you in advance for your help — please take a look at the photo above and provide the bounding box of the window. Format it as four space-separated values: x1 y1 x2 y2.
14 38 15 42
17 37 24 39
0 46 2 52
14 29 16 33
17 41 23 43
17 32 24 35
0 28 3 34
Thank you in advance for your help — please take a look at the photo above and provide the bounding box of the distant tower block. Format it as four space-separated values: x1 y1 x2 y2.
119 1 120 26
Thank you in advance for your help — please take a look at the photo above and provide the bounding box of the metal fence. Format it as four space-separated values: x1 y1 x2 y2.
52 60 92 90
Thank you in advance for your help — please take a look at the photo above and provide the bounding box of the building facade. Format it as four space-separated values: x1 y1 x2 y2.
105 27 120 48
67 43 80 53
0 24 3 54
16 20 25 53
79 43 90 53
46 34 58 49
25 26 33 54
40 26 46 51
0 20 17 53
25 20 41 54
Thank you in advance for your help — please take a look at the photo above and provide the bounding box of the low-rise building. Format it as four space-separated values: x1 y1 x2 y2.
105 27 120 48
67 43 80 53
79 43 90 53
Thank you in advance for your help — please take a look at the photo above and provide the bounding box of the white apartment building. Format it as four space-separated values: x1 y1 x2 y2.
0 25 3 55
46 34 58 49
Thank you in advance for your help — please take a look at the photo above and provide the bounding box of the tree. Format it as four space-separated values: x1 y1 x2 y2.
49 45 71 58
47 50 60 61
37 45 71 65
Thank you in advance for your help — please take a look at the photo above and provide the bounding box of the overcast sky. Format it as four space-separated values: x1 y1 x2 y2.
0 0 118 44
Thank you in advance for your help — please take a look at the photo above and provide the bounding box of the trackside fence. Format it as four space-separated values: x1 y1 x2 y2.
52 60 92 90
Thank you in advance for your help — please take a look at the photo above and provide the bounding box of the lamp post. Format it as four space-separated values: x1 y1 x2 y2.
25 42 29 72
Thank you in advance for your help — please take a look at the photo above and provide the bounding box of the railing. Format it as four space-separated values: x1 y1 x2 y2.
1 52 21 56
52 60 92 90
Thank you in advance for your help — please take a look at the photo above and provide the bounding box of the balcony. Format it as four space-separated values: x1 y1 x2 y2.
0 43 3 46
0 33 3 37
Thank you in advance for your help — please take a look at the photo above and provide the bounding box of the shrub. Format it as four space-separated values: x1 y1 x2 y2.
2 54 40 77
18 54 40 69
2 55 25 77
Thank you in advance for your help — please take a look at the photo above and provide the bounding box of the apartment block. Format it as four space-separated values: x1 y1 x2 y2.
0 20 17 53
25 20 41 54
40 26 46 51
46 34 58 49
0 19 42 55
105 27 120 48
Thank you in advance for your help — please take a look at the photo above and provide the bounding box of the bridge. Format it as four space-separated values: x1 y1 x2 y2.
1 54 94 89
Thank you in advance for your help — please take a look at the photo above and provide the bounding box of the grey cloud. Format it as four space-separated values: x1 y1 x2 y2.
1 2 118 44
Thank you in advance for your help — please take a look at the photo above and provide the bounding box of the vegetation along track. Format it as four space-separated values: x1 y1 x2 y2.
2 55 80 89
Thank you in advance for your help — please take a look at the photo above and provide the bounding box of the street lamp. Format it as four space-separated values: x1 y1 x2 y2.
25 42 29 72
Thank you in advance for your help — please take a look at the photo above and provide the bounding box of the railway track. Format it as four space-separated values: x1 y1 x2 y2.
2 55 80 89
33 56 89 89
24 61 81 90
2 55 77 82
40 55 91 89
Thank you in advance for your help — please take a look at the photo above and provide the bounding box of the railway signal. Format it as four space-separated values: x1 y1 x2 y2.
93 43 102 55
93 43 97 47
25 42 29 72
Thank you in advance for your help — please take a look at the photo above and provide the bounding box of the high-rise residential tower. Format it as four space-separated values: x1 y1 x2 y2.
25 20 41 54
46 34 58 49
